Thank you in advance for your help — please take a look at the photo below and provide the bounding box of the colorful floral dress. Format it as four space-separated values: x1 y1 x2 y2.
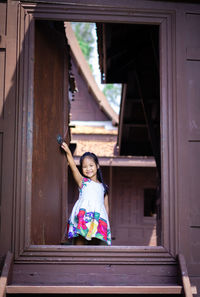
66 177 111 245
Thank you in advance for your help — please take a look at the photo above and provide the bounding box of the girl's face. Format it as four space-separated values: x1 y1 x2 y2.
81 156 99 181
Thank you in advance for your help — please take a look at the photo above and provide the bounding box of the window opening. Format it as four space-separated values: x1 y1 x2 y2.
32 20 161 247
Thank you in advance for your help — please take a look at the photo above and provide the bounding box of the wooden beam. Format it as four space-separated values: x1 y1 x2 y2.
74 156 156 167
6 285 183 294
0 251 13 297
117 84 127 155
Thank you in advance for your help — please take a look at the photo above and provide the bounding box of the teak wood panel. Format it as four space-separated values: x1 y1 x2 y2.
31 21 69 245
185 12 200 275
0 0 18 256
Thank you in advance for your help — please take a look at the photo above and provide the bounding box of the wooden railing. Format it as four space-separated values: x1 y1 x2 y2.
0 251 13 297
178 254 197 297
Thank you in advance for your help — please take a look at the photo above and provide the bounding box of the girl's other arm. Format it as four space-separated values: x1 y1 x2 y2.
104 194 109 216
61 142 82 188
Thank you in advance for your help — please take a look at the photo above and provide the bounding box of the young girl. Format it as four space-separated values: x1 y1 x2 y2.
61 141 111 246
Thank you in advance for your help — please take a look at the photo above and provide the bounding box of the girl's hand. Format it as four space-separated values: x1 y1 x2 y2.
61 141 83 188
61 142 70 153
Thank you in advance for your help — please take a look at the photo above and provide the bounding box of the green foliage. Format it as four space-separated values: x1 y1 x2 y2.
102 84 121 108
71 22 95 63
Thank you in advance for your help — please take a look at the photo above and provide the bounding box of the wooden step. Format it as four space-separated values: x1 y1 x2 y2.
6 284 196 295
1 252 198 296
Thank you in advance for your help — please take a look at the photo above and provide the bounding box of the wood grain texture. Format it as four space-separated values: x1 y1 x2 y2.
11 262 178 286
32 21 69 245
6 285 184 294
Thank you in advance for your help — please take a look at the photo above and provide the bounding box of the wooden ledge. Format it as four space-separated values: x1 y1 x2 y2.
15 245 176 265
6 285 184 294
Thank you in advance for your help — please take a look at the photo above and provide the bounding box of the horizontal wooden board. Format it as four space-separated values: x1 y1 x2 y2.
16 245 176 265
11 263 178 286
6 285 184 294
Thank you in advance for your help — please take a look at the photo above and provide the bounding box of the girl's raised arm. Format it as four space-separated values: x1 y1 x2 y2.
61 142 83 188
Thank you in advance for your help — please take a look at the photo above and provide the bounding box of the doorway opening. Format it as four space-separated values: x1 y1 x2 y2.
31 20 161 246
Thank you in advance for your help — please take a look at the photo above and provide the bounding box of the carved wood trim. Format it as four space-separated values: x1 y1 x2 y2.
14 1 177 263
16 245 176 264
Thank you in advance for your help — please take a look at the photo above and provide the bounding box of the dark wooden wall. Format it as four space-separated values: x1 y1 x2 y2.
111 167 157 246
0 0 18 258
181 12 200 291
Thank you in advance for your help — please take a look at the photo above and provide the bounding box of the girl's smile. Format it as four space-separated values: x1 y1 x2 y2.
81 157 99 181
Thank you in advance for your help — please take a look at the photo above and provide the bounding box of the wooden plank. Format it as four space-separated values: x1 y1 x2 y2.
191 286 198 295
0 48 6 119
6 285 183 294
0 251 13 297
11 262 178 287
16 245 176 265
178 254 195 297
117 84 127 154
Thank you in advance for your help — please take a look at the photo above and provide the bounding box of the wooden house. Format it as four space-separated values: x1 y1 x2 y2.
0 0 200 296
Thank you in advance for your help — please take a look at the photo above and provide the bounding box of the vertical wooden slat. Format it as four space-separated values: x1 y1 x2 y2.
117 84 127 155
0 3 7 36
0 2 7 257
0 0 18 257
0 50 6 118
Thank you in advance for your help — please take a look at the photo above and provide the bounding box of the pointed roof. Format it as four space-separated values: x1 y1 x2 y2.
64 22 119 126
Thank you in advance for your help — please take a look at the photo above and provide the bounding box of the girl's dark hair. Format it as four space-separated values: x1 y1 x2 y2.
80 152 108 196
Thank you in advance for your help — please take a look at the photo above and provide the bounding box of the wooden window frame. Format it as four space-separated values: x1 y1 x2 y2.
14 1 177 265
